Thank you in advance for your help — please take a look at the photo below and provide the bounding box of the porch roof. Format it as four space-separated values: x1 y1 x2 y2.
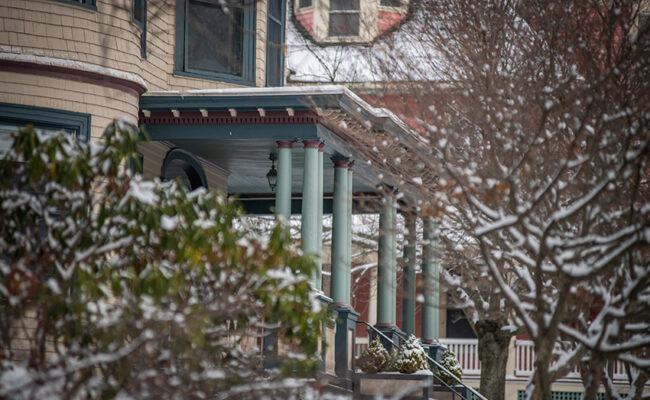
139 85 424 211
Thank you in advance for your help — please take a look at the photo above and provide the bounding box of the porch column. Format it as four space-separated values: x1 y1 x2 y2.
330 159 350 305
275 141 293 220
346 162 354 301
375 191 400 350
421 216 439 342
390 196 397 324
377 193 395 326
302 140 320 287
401 212 417 336
315 143 325 290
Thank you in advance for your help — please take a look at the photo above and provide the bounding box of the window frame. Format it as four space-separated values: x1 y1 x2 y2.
50 0 97 11
133 0 147 58
266 0 286 87
0 103 91 144
174 0 257 86
328 0 360 38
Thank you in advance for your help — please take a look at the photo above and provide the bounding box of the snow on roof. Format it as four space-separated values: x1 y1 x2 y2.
286 7 444 84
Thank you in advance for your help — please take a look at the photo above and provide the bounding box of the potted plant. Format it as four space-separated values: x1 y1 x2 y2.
354 335 433 399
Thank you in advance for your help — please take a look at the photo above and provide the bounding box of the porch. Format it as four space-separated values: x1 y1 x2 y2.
135 85 479 398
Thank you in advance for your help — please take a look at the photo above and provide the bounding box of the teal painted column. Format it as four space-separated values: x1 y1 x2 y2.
275 141 293 221
330 159 350 305
377 193 395 326
315 143 325 290
345 163 354 302
302 140 320 287
401 213 416 335
421 216 439 341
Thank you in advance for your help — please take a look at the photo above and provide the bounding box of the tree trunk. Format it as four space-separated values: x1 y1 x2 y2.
476 320 513 400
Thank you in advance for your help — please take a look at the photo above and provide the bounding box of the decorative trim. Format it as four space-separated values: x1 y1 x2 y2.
303 139 321 149
318 142 326 151
332 159 350 168
0 57 146 97
277 140 293 149
347 160 355 170
139 110 318 126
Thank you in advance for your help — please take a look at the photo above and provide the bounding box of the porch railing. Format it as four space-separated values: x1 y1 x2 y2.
515 340 628 381
439 338 481 376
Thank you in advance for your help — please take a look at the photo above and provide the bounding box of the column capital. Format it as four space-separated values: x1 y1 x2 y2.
303 140 321 149
277 140 293 149
332 159 350 168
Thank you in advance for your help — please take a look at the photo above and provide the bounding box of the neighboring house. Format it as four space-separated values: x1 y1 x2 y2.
0 0 456 397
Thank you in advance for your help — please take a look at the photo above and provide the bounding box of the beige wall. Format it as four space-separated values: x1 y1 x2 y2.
0 0 271 136
0 70 139 140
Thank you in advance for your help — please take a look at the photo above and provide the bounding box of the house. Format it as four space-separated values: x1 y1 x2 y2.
0 0 466 397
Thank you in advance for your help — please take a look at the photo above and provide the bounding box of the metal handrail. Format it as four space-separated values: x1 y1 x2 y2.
356 320 488 400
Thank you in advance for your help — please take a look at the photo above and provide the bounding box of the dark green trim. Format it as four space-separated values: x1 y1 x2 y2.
140 93 343 112
162 148 208 190
133 0 147 58
50 0 97 11
0 102 91 142
266 0 286 87
174 0 256 86
145 123 318 141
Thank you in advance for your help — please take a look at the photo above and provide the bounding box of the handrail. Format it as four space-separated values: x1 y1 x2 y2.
356 320 487 400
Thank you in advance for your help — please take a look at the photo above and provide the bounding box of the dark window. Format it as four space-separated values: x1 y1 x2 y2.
51 0 96 10
328 0 360 37
380 0 402 6
0 103 91 159
445 309 477 339
299 0 312 8
266 0 285 86
175 0 256 85
133 0 147 58
640 14 649 33
162 149 208 191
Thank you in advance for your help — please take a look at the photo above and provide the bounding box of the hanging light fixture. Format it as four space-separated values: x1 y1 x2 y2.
266 153 278 191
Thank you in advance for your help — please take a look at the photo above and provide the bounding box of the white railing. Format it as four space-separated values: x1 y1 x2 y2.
439 338 481 376
355 336 369 358
515 340 628 381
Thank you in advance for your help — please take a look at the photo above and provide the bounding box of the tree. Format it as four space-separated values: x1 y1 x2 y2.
317 0 650 399
0 122 325 399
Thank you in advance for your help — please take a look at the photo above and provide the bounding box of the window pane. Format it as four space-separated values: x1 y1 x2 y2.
187 0 244 77
330 0 359 11
328 13 359 37
380 0 401 6
267 20 282 86
299 0 312 7
269 0 282 20
133 0 146 25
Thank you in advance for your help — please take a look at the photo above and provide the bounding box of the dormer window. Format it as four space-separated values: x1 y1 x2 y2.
328 0 360 37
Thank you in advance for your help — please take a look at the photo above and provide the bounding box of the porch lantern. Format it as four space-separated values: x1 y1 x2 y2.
266 153 278 191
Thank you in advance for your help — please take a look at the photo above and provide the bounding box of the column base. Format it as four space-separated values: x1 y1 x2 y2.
372 324 405 353
332 305 359 388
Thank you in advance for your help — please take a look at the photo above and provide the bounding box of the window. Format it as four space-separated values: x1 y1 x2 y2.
328 0 360 37
51 0 97 10
380 0 402 6
162 149 208 191
266 0 285 87
445 308 477 339
0 103 90 159
175 0 256 85
133 0 147 58
299 0 312 7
